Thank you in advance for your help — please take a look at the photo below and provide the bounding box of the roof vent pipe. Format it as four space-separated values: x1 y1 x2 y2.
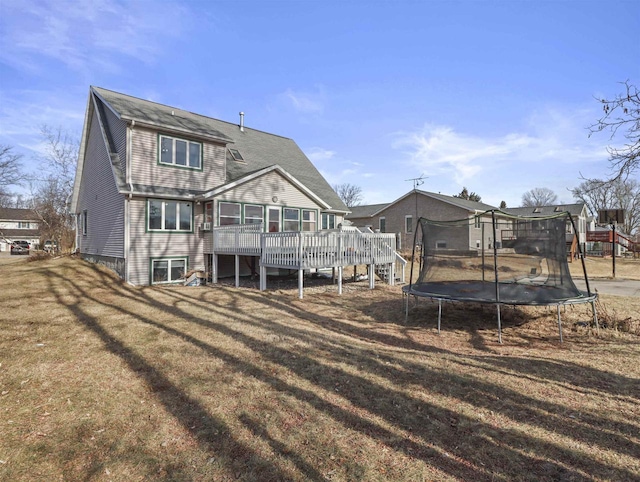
239 112 244 132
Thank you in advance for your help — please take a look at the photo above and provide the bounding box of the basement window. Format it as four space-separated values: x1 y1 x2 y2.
229 148 244 162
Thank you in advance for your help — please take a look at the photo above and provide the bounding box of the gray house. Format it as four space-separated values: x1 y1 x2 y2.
71 86 349 285
346 190 499 251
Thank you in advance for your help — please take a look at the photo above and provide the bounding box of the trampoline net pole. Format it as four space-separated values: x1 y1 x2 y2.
491 211 502 343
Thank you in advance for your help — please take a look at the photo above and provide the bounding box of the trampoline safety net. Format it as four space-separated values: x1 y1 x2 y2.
404 210 595 306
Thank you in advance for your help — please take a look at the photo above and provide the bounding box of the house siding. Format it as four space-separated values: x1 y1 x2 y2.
128 197 205 286
76 106 125 259
102 101 127 178
129 126 226 191
215 170 320 208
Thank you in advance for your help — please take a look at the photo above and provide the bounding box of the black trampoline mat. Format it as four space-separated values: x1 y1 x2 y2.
403 280 596 306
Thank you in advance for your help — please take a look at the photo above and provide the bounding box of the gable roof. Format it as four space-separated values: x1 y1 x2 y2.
505 203 587 217
346 190 497 219
346 203 389 219
89 87 348 213
0 207 40 222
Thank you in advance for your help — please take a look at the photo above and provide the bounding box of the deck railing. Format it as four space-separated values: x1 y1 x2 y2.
260 230 397 269
212 223 263 255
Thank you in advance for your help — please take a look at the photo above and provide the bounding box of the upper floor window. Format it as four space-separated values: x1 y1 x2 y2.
18 222 31 229
379 216 386 233
148 200 193 232
159 135 202 170
82 210 88 236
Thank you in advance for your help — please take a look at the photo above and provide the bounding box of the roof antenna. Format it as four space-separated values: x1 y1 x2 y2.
239 112 244 132
405 174 427 191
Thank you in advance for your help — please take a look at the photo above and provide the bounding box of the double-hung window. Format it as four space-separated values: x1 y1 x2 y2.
219 202 241 225
284 208 300 232
148 200 193 231
321 213 335 230
159 135 202 169
18 222 30 229
302 210 316 231
379 217 386 233
151 257 187 284
405 215 413 233
244 205 264 225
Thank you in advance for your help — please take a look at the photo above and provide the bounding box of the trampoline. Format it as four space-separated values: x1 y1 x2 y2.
403 210 598 342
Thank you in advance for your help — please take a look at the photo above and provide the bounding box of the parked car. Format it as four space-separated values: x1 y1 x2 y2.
43 240 58 253
10 240 30 255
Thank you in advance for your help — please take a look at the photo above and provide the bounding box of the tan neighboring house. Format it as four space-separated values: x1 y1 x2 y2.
346 190 500 251
70 86 350 285
0 208 41 252
505 203 590 257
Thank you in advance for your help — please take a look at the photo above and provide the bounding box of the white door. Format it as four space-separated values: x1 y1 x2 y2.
267 207 280 232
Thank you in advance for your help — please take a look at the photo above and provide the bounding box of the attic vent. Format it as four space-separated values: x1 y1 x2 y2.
229 148 244 162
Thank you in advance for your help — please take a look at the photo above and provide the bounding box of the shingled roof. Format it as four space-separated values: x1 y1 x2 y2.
91 87 348 213
505 203 587 217
0 207 40 222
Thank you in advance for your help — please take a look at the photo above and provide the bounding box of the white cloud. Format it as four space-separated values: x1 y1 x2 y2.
393 107 607 185
0 0 194 75
280 87 325 114
306 147 336 163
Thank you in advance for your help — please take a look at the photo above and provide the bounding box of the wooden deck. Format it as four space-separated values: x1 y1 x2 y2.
210 224 405 298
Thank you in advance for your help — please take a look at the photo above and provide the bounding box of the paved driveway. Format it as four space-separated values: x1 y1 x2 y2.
573 278 640 297
0 252 30 266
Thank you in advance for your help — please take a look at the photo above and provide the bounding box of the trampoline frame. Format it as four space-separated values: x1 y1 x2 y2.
403 210 599 343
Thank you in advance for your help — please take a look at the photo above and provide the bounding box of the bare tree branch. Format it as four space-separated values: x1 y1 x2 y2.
0 144 26 187
521 187 558 207
333 183 363 208
588 80 640 180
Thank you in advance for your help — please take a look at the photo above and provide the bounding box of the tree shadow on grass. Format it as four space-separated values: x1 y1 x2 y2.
39 260 640 481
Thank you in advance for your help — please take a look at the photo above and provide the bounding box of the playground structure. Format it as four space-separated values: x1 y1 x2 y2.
403 210 598 343
586 229 639 258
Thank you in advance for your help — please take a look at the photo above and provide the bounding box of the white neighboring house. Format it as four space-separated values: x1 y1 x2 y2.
0 208 41 252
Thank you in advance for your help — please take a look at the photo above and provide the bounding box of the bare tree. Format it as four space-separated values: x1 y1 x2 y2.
572 178 640 235
588 80 640 180
453 187 482 202
31 126 79 251
333 183 363 208
0 144 25 187
521 187 558 207
499 200 507 209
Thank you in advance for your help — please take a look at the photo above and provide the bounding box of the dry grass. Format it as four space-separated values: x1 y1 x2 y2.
570 255 640 280
1 256 639 481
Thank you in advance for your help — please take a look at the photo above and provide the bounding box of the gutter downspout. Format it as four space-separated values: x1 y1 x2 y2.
125 121 134 284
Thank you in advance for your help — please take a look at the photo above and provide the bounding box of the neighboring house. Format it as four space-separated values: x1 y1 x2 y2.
346 190 500 251
0 208 41 252
70 86 350 285
505 203 590 256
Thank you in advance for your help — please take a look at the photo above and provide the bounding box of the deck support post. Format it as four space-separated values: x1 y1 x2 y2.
212 254 218 284
259 265 266 291
369 264 375 289
338 266 343 295
298 269 304 299
235 255 240 288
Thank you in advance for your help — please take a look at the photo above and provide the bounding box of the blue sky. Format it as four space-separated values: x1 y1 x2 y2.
1 0 639 208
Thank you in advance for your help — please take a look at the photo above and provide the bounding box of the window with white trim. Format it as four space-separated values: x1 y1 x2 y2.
474 216 481 229
379 217 386 233
18 222 31 229
244 204 264 225
302 210 316 232
321 213 335 230
284 208 300 232
159 135 202 169
151 258 187 284
219 202 241 225
405 215 412 233
148 200 193 231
